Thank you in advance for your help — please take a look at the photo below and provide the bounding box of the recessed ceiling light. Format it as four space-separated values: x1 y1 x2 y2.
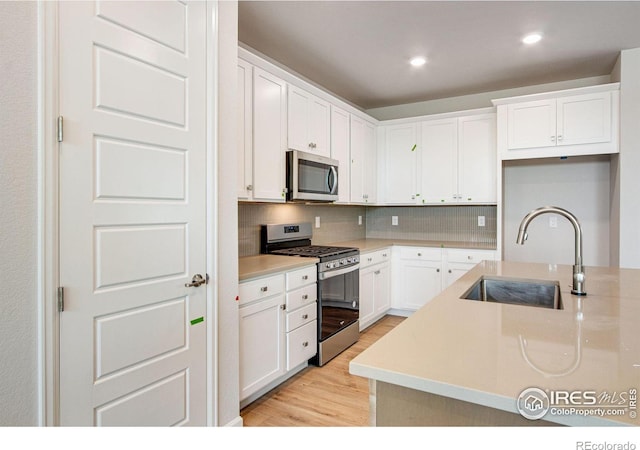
522 33 542 45
410 56 427 67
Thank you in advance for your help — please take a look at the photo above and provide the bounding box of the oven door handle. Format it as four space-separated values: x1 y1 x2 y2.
318 264 359 280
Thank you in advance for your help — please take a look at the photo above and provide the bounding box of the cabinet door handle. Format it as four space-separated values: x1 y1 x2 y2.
302 314 308 319
448 269 452 273
280 304 286 310
302 275 308 280
417 253 422 257
374 270 381 275
557 134 563 141
302 341 309 347
368 257 373 262
436 268 440 273
302 294 308 300
551 135 556 141
260 286 268 292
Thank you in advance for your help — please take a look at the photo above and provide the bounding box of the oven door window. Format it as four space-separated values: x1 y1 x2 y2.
318 268 359 341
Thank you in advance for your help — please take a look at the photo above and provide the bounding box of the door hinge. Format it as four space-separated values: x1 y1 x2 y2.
57 116 63 143
57 286 64 312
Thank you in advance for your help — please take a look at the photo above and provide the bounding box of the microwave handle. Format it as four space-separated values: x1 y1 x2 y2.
328 166 338 194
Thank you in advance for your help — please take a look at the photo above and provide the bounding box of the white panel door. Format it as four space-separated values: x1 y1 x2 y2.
58 1 207 426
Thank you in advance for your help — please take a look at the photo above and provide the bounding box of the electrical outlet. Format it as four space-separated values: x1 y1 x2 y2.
358 215 362 225
315 216 320 228
478 216 485 227
392 216 399 226
549 216 558 228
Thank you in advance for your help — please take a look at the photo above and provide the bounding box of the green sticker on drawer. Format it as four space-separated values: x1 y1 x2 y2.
190 316 204 325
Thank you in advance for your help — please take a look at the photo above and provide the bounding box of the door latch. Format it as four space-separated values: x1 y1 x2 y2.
185 273 208 287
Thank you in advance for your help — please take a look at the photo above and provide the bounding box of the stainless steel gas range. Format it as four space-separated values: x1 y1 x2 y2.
261 222 359 366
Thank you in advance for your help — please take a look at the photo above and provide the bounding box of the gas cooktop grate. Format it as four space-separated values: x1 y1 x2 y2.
270 245 356 258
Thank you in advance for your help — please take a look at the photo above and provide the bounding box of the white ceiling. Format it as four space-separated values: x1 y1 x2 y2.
238 1 640 110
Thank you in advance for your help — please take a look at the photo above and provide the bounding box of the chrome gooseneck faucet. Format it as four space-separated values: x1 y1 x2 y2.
516 206 587 296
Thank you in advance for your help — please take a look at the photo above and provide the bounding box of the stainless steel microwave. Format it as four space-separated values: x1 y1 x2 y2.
286 150 338 202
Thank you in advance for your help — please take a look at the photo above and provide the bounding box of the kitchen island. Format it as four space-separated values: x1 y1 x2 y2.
349 260 639 426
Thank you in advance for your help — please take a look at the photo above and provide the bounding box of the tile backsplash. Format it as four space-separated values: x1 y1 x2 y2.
365 205 497 245
238 203 366 257
239 202 497 257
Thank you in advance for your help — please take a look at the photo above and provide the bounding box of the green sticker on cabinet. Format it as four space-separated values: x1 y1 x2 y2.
410 144 417 152
190 317 204 325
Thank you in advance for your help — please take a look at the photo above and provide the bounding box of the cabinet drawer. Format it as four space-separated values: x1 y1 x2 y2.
360 248 391 269
239 274 285 306
286 320 317 370
286 265 317 291
399 247 441 261
286 283 317 311
285 302 317 332
447 249 496 264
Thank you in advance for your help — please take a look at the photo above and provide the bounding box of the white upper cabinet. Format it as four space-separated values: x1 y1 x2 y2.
381 123 418 204
252 67 288 202
495 83 619 160
457 113 497 203
506 99 556 150
419 118 458 204
330 106 351 204
418 112 496 204
237 59 253 200
379 111 496 205
288 85 331 157
350 115 377 204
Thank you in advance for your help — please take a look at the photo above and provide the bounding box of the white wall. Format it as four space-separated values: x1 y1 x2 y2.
215 0 241 426
0 1 39 425
367 76 611 120
503 156 611 267
617 48 640 269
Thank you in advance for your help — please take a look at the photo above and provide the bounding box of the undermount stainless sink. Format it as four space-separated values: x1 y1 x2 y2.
461 276 563 310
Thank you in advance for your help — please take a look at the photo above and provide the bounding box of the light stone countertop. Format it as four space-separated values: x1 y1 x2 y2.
239 239 497 281
349 260 640 426
238 254 319 281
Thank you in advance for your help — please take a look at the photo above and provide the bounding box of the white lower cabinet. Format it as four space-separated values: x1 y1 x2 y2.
444 248 496 289
286 320 317 370
239 264 317 403
239 294 286 401
392 246 497 312
359 248 391 330
393 247 443 311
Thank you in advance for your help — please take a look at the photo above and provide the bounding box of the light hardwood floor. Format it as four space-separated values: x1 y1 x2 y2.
240 315 405 427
